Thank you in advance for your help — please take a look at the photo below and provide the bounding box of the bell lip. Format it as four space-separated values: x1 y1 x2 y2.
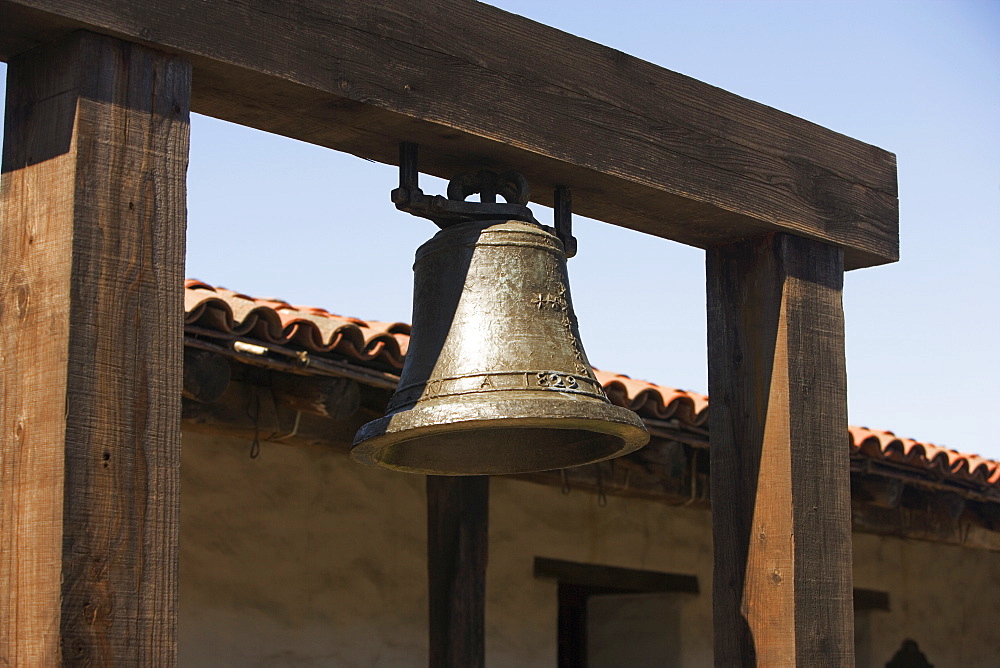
350 399 650 476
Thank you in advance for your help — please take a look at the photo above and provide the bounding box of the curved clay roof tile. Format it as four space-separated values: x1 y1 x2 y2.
183 281 999 491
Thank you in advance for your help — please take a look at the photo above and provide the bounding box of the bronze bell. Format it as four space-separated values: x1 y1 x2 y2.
351 156 648 475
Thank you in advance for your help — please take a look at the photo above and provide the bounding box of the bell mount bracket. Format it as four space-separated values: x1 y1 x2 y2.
391 142 578 258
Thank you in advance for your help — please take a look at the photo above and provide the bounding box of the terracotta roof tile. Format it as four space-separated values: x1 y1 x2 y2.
183 280 999 491
850 426 1000 486
185 280 409 367
595 370 709 427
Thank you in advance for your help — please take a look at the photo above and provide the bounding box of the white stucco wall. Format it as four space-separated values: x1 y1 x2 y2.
853 532 1000 665
179 432 428 666
179 430 1000 666
486 466 714 666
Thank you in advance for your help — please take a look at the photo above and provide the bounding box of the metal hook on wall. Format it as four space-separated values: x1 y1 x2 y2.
682 450 700 506
246 385 262 459
268 410 303 443
596 464 607 507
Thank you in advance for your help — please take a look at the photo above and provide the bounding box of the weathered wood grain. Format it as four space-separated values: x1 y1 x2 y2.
0 0 898 268
707 234 854 666
427 475 488 668
0 32 190 665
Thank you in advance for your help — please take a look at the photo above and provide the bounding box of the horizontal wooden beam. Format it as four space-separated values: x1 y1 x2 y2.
0 0 897 268
180 378 374 453
851 498 1000 552
534 557 699 594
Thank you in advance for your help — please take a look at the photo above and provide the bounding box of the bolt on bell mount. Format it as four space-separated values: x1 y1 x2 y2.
350 144 649 475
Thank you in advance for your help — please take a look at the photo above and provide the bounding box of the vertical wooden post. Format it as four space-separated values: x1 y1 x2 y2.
427 476 489 668
707 234 854 666
0 32 190 665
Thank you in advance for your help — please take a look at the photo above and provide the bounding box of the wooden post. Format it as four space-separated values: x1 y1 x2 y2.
707 234 854 666
0 32 190 665
427 476 489 668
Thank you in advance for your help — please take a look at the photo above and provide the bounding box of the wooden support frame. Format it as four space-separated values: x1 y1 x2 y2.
534 558 699 595
427 476 489 668
0 2 900 666
707 233 854 665
0 31 190 664
0 0 897 269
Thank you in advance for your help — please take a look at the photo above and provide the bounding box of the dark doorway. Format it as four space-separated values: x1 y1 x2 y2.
534 557 699 667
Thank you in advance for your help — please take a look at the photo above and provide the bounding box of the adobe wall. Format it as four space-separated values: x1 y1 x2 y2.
178 432 427 666
853 532 1000 664
178 431 1000 666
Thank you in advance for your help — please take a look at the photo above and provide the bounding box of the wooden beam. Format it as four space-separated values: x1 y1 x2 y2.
0 32 190 664
427 476 488 668
180 377 373 452
851 497 1000 552
534 558 699 595
0 0 897 269
515 442 704 505
707 234 854 666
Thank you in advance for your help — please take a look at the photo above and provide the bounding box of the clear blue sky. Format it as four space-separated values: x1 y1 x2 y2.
1 1 997 458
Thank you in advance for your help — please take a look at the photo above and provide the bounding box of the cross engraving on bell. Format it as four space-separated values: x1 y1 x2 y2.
531 291 567 311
